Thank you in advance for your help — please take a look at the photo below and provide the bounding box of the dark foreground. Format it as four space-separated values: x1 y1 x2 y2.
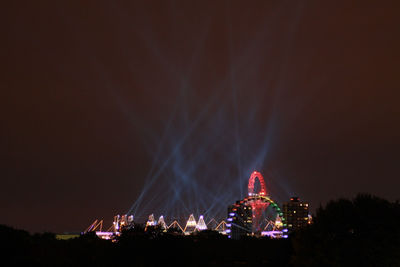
2 194 400 266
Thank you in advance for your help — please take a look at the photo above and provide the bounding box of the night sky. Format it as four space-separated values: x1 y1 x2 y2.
2 1 400 233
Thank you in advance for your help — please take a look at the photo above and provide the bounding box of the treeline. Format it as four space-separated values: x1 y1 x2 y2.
2 194 400 266
292 194 400 266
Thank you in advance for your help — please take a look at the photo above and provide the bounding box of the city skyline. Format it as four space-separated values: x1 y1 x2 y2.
2 1 400 233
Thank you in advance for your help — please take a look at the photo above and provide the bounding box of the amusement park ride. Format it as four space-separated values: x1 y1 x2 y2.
84 171 300 240
226 171 288 239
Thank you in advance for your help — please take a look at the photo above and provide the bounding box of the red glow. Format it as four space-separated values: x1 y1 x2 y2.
248 171 267 196
247 171 269 232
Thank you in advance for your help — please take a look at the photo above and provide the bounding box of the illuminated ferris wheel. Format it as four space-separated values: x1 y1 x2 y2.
246 171 285 234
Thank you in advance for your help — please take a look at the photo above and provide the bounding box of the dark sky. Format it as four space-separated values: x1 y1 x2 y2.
1 1 400 233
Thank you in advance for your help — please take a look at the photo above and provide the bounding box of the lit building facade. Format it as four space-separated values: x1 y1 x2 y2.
226 200 252 239
282 197 309 232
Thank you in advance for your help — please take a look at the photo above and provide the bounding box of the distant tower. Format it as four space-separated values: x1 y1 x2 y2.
282 197 309 233
196 215 207 231
184 214 197 234
158 216 167 230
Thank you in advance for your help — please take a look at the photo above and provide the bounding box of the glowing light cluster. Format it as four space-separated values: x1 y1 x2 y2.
248 171 267 196
226 171 287 238
146 214 157 227
196 215 207 231
248 171 270 232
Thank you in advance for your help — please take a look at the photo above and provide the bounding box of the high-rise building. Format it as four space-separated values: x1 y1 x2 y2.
282 197 309 232
226 200 252 239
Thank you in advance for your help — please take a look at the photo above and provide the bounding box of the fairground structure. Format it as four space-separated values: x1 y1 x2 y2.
83 171 310 240
227 171 289 239
83 214 228 240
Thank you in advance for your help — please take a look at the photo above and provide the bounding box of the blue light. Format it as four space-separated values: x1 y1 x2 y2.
227 218 233 222
226 224 231 227
283 235 288 238
229 213 235 216
283 229 288 232
226 229 231 233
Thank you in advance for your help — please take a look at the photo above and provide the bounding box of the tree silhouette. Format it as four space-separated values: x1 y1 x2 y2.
2 194 400 266
292 194 400 266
